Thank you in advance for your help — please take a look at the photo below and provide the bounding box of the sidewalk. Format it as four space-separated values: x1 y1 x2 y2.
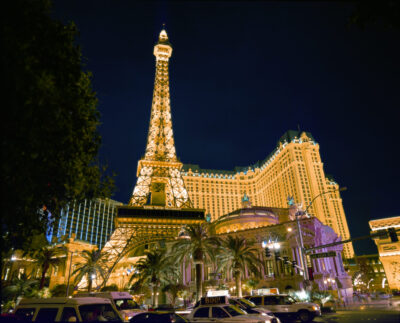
336 298 400 311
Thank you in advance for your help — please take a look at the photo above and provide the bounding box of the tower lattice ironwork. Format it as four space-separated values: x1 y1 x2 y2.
129 29 192 209
101 30 203 288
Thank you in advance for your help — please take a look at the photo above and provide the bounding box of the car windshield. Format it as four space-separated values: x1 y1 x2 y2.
284 296 296 304
115 299 140 310
238 298 256 308
79 304 122 322
223 305 247 317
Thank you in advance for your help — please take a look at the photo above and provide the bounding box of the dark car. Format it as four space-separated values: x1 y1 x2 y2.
153 304 176 311
129 311 188 323
0 313 23 322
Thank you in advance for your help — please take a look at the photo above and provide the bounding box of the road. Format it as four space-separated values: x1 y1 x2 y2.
315 309 400 323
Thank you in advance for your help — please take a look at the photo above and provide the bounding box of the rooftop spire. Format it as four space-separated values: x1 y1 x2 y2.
159 28 168 42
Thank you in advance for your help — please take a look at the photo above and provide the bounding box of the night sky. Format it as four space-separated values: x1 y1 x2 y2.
52 1 400 255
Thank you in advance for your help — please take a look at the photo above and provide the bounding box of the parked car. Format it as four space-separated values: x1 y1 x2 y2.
13 297 123 322
228 297 280 321
245 294 321 322
129 311 188 323
377 292 392 299
0 313 21 322
153 304 176 311
75 291 144 321
187 296 278 322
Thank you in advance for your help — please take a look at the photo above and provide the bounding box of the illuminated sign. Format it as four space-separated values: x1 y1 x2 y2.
206 290 229 297
200 296 228 305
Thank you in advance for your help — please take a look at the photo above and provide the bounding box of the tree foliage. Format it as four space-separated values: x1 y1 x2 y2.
162 282 187 307
31 244 68 290
50 283 75 297
72 249 108 292
217 236 262 297
128 249 177 306
172 224 220 300
349 0 400 30
100 284 119 292
1 0 114 254
2 273 39 302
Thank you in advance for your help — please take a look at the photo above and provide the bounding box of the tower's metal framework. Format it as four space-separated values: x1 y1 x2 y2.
101 30 203 287
129 29 192 209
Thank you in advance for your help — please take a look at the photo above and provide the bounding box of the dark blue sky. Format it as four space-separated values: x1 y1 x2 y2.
52 1 400 255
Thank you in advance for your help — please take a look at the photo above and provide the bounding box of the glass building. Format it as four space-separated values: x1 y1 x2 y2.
53 198 122 249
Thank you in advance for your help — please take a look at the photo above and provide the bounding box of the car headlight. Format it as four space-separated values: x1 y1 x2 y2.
312 305 318 311
261 312 267 316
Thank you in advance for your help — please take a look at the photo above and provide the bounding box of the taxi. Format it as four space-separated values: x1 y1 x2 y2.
187 296 277 323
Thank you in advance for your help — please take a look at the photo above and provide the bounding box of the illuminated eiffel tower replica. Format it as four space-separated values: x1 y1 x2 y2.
102 30 204 285
129 29 192 209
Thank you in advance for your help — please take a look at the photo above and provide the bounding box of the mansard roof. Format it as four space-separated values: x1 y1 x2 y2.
277 130 315 147
182 163 235 175
325 174 336 182
182 130 316 176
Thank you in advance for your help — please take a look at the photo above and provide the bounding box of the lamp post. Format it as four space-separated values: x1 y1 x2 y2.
295 187 347 282
262 241 281 278
66 251 74 297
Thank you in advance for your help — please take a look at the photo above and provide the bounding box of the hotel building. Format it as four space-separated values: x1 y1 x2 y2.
369 216 400 290
182 130 354 258
53 198 122 249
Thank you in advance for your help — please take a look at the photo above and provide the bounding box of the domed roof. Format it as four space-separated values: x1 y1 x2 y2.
214 206 280 234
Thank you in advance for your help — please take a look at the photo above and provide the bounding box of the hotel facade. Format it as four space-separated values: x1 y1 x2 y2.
53 198 122 249
182 130 354 258
369 216 400 290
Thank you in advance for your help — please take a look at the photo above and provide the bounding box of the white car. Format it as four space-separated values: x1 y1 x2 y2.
187 296 278 323
245 294 321 323
75 291 145 321
13 297 123 322
229 298 280 322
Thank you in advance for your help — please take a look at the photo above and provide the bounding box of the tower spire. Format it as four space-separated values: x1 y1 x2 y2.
129 31 192 208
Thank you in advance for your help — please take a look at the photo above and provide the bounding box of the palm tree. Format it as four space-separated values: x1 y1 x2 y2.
162 282 186 307
2 273 39 302
32 244 67 290
172 223 220 301
72 249 107 292
218 236 262 297
128 249 175 307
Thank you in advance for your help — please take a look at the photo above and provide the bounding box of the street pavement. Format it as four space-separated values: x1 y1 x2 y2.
315 309 400 323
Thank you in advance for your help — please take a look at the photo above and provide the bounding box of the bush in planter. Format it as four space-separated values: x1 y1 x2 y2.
101 284 119 291
50 284 75 297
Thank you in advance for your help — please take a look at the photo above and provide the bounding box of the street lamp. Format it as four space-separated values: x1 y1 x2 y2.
304 187 347 215
367 278 374 289
66 251 75 297
262 241 281 277
295 187 347 281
